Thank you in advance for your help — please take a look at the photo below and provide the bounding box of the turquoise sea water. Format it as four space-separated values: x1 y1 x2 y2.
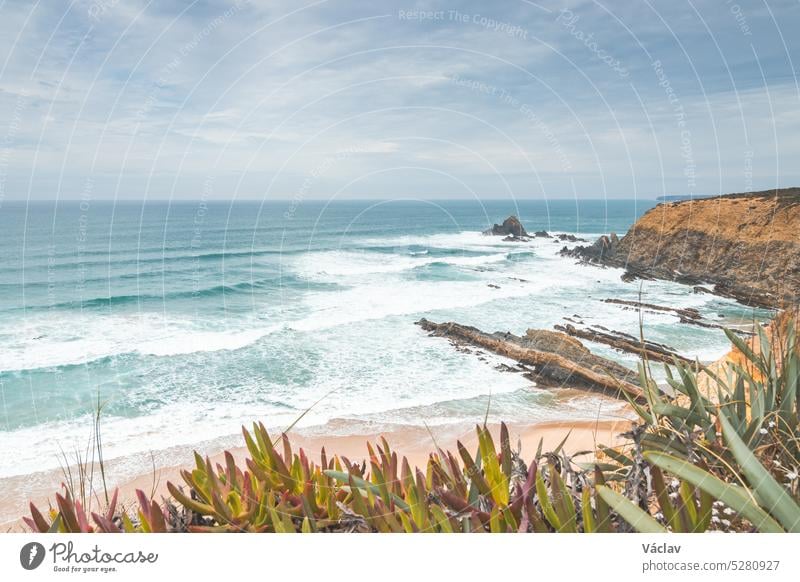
0 199 765 480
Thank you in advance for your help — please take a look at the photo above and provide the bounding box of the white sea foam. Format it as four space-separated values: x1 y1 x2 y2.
136 326 280 357
0 324 534 478
292 248 511 280
0 314 284 371
0 230 747 373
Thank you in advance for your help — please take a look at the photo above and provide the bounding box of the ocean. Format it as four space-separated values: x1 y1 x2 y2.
0 199 767 485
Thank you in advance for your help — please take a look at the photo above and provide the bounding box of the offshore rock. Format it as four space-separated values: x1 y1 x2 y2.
416 318 645 403
484 215 529 239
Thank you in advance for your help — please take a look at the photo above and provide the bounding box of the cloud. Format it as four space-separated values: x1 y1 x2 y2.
0 0 798 200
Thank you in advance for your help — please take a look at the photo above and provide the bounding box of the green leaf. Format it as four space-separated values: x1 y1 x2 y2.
719 414 800 532
593 468 613 533
678 481 698 527
500 422 513 477
597 445 633 467
779 347 799 423
596 486 666 533
725 328 763 374
643 451 784 533
324 470 410 511
430 505 454 533
581 488 596 533
477 426 509 506
121 513 136 533
489 507 503 533
651 401 708 429
551 429 573 456
651 466 678 531
47 514 63 534
457 440 491 499
167 482 216 516
535 471 560 530
550 466 577 532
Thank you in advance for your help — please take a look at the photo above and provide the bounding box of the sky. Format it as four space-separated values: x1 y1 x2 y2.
0 0 798 201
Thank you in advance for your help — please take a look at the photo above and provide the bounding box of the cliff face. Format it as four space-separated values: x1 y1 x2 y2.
570 188 800 308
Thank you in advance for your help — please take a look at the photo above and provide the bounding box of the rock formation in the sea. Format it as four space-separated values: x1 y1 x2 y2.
601 298 751 335
484 215 529 239
563 187 800 308
555 233 586 243
604 298 701 321
553 323 693 365
415 318 645 402
565 232 620 262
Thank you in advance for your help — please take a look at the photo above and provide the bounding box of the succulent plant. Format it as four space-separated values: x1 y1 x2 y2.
25 486 170 533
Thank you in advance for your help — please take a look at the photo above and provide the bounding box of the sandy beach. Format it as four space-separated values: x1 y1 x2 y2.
1 416 632 532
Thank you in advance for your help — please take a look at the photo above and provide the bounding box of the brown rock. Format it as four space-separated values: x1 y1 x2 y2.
484 215 529 238
603 298 702 320
416 318 645 403
567 188 800 309
554 322 693 365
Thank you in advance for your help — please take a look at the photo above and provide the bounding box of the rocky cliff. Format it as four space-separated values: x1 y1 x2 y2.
566 188 800 308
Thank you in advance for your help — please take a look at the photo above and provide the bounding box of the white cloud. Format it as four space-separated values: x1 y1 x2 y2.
0 0 798 200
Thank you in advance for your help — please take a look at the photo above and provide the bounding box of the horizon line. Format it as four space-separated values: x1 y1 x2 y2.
2 196 668 203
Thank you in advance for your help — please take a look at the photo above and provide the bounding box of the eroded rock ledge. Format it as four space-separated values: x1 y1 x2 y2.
553 323 692 366
601 298 751 335
562 188 800 309
415 318 645 403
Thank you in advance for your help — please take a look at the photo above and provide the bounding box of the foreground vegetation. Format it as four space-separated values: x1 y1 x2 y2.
24 319 800 533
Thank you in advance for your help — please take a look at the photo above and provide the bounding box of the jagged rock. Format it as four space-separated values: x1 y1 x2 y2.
534 230 551 238
565 232 619 262
603 298 701 320
415 318 645 402
484 215 529 238
602 298 752 336
556 233 586 242
495 363 519 373
554 323 693 365
566 188 800 309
